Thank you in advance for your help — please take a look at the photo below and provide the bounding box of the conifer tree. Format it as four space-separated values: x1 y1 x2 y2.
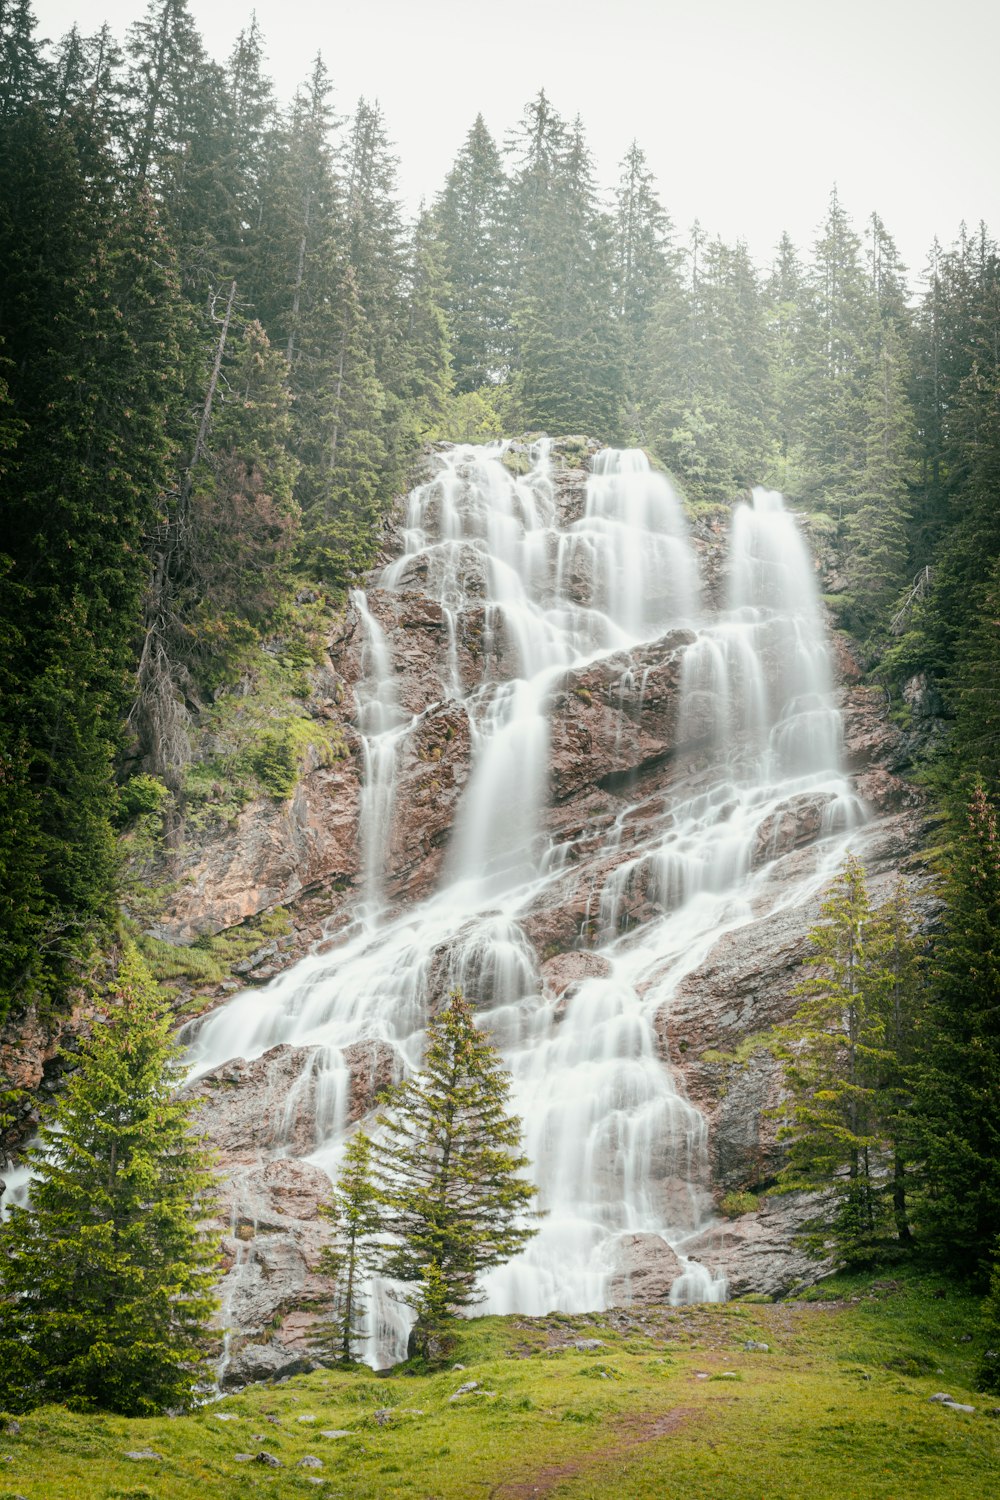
773 858 921 1264
612 140 676 421
0 0 50 120
316 1130 383 1363
373 992 538 1357
795 186 870 509
912 784 1000 1277
0 105 185 1016
509 104 623 438
434 114 511 389
844 313 914 635
0 946 219 1414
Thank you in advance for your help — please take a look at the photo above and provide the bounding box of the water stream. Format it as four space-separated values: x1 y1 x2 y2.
185 442 865 1366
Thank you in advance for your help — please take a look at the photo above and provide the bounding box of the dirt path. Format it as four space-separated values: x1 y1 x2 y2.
488 1406 696 1498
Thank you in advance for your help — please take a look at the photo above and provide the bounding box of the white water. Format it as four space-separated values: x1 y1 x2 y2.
185 444 865 1366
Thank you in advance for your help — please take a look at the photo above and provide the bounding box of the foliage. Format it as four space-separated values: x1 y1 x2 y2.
911 783 1000 1277
315 1130 383 1363
0 944 219 1414
770 857 924 1266
373 992 538 1357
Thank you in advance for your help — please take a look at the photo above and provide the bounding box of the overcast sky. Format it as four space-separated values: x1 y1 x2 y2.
33 0 998 280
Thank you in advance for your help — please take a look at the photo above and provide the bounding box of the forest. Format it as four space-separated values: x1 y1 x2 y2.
1 0 1000 1491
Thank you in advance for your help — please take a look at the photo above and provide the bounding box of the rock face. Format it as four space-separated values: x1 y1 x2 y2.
72 441 929 1376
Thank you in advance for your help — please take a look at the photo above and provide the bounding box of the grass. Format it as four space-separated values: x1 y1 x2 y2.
1 1271 997 1499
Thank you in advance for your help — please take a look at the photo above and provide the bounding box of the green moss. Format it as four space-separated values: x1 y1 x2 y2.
721 1190 761 1217
136 908 292 991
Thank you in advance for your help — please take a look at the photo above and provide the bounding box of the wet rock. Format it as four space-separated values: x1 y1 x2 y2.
681 1193 832 1297
902 671 943 718
186 1046 334 1160
608 1233 685 1304
150 756 361 944
386 702 473 901
539 951 611 998
341 1038 400 1120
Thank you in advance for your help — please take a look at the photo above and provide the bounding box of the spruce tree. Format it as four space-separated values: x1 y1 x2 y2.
316 1130 383 1363
373 992 538 1357
0 946 219 1414
433 114 511 390
912 784 1000 1277
772 858 921 1264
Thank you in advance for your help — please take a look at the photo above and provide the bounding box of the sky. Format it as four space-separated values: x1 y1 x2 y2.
32 0 999 281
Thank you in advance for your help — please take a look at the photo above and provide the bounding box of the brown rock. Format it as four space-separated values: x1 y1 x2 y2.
608 1232 685 1303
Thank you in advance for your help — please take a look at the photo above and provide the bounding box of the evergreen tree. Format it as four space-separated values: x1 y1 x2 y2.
0 946 219 1414
612 139 675 422
795 186 870 510
912 784 1000 1277
316 1129 382 1363
433 114 511 389
773 857 921 1264
0 106 185 1016
508 103 623 437
976 1245 1000 1393
0 0 50 121
373 992 538 1357
643 228 773 500
843 313 914 635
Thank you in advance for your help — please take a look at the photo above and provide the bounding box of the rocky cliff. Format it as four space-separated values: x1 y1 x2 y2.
2 440 934 1384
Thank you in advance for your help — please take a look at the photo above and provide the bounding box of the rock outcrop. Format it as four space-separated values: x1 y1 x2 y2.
48 441 931 1375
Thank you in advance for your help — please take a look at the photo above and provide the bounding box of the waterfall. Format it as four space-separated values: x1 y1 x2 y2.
186 446 865 1365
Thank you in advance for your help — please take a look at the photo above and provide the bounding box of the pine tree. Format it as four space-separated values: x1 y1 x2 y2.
795 186 870 510
315 1130 383 1363
977 1245 1000 1393
373 992 538 1358
912 784 1000 1277
0 106 185 1015
772 857 921 1264
508 104 623 438
433 114 511 390
0 945 219 1414
843 312 914 635
612 139 676 423
0 0 50 120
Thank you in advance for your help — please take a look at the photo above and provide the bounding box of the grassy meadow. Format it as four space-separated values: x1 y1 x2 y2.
1 1272 997 1499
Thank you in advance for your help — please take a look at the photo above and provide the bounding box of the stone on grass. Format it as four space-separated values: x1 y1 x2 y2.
124 1449 163 1461
929 1392 954 1403
744 1340 769 1352
254 1451 282 1466
319 1430 352 1439
233 1454 254 1462
449 1381 480 1400
300 1455 323 1468
574 1338 604 1351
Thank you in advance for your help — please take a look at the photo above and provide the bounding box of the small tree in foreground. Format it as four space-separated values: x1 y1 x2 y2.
373 991 538 1358
0 945 220 1415
772 857 922 1266
315 1128 382 1364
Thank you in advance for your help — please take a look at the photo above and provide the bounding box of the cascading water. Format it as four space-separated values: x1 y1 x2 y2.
185 444 865 1367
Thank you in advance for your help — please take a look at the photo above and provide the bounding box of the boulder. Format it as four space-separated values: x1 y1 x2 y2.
608 1233 685 1303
